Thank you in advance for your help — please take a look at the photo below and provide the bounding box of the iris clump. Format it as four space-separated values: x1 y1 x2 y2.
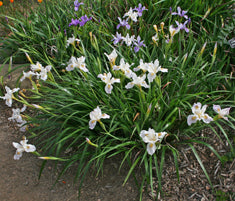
111 4 147 52
0 0 234 200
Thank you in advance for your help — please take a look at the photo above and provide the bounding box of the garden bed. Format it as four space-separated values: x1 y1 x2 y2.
0 0 234 200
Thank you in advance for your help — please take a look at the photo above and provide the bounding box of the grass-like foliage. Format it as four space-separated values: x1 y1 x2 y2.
0 0 234 199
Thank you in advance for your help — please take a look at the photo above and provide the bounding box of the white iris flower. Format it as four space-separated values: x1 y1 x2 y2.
12 137 36 160
66 35 80 48
20 71 36 82
140 128 167 155
36 65 52 81
133 59 148 72
97 72 120 94
0 86 20 107
122 33 135 46
8 105 27 123
89 106 110 129
187 102 213 126
66 56 88 72
125 73 149 89
213 105 231 121
147 59 168 83
123 8 139 22
113 58 133 78
104 49 118 66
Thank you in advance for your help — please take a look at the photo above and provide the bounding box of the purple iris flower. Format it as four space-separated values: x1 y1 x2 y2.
112 32 123 45
175 21 189 33
74 0 84 11
117 17 130 29
133 3 148 17
172 7 188 19
78 15 92 26
69 18 80 26
134 36 146 52
188 18 191 25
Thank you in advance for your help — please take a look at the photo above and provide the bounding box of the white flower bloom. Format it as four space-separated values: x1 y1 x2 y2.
66 56 88 72
133 59 148 72
89 106 110 129
113 58 133 78
20 71 36 82
187 102 213 126
123 8 139 22
12 137 36 160
140 128 167 155
104 49 118 65
122 33 135 46
147 59 168 83
35 65 51 81
125 73 149 89
66 35 80 48
213 105 231 121
97 72 120 94
8 105 27 123
30 62 43 72
0 86 20 107
36 65 51 81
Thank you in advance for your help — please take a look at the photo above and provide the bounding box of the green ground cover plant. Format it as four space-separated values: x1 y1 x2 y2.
0 0 234 200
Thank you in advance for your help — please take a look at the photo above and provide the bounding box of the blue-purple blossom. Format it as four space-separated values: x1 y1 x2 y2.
112 32 123 45
69 18 80 26
172 7 188 19
74 0 84 11
134 36 146 52
78 15 92 26
188 18 191 25
117 17 130 29
133 3 148 17
175 21 189 33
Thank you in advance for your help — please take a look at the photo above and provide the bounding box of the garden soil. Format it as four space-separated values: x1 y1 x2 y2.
0 65 235 201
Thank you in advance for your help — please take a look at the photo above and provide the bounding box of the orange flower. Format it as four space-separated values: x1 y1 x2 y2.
38 0 43 3
0 1 3 6
10 0 14 3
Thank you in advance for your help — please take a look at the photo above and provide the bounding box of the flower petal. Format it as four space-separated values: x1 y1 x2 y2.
202 114 213 124
14 151 23 160
192 102 202 113
89 120 97 129
24 144 36 152
125 82 134 89
187 115 198 126
213 105 221 113
220 108 230 117
101 113 110 119
140 130 149 143
147 143 157 155
105 84 113 94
